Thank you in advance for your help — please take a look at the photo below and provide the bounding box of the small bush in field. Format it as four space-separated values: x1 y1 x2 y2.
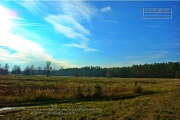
86 88 91 97
134 86 143 94
134 81 143 94
76 86 84 99
93 84 102 99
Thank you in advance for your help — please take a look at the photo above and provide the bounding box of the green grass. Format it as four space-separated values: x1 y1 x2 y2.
0 75 180 119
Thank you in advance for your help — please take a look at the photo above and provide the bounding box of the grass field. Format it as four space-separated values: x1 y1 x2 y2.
0 75 180 119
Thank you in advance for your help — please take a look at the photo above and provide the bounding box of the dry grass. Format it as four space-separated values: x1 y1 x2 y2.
0 76 180 119
1 89 180 119
0 76 179 105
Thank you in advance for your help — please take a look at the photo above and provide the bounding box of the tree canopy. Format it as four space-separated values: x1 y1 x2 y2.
0 61 180 78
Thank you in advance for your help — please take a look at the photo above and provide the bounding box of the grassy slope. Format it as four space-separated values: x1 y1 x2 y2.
0 76 180 119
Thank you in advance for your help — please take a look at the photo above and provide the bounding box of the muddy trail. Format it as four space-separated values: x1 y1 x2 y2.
0 90 169 117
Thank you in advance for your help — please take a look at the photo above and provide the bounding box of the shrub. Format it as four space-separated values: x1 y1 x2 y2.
134 81 143 94
76 86 84 99
93 84 102 99
86 88 91 98
134 86 143 94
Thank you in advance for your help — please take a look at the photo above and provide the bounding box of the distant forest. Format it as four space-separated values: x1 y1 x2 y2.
0 62 180 78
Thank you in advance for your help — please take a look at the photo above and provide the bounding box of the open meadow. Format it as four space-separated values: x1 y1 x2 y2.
0 75 180 119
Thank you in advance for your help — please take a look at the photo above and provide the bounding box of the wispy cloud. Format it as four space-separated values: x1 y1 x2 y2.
0 4 43 28
11 22 43 27
66 43 98 52
0 4 76 68
0 28 75 68
15 0 44 15
45 14 90 42
44 1 98 51
16 0 98 52
101 6 112 12
58 1 97 23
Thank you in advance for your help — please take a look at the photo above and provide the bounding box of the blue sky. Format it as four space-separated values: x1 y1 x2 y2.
0 0 179 70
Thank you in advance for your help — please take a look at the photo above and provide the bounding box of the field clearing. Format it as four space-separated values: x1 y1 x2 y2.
0 76 180 119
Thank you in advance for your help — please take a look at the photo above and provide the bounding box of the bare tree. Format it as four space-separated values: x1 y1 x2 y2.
5 64 9 71
31 65 35 75
12 65 21 74
24 66 30 75
0 63 9 75
4 64 9 75
46 61 52 77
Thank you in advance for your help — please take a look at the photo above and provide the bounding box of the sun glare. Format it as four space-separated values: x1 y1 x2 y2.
0 5 17 33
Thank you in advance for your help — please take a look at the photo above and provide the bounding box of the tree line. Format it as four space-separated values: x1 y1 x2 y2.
0 61 180 78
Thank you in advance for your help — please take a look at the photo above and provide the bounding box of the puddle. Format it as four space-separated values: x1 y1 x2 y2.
0 107 25 116
0 107 14 111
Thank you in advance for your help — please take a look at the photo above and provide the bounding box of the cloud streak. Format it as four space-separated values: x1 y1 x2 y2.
45 14 90 42
16 0 98 52
101 6 112 12
11 22 43 27
58 1 96 23
44 1 98 51
15 0 44 15
0 27 76 68
0 4 76 68
66 43 98 52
